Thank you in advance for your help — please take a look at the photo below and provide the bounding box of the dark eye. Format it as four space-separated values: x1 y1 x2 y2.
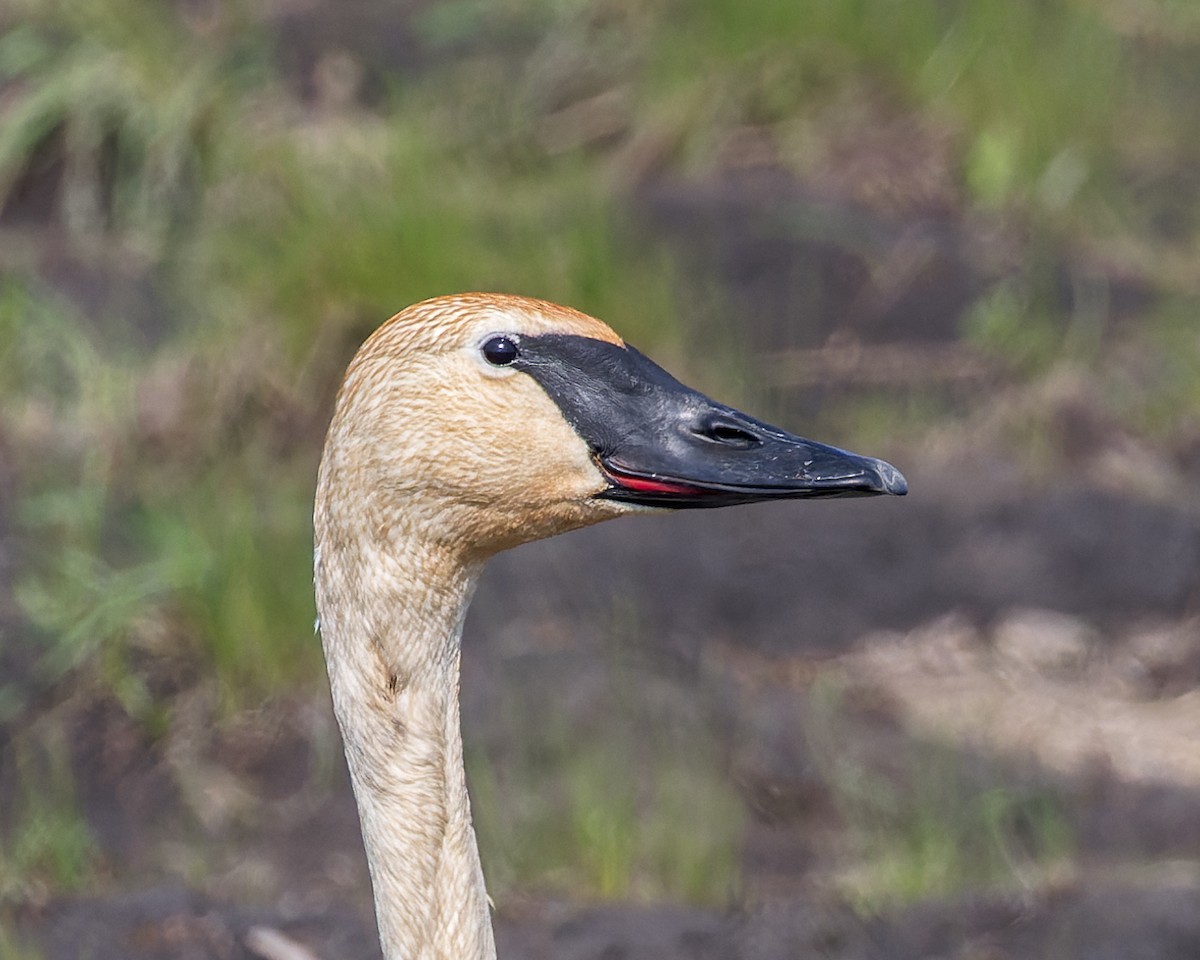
482 335 519 366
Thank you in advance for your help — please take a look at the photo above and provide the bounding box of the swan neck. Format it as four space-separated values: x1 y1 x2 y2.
315 532 494 960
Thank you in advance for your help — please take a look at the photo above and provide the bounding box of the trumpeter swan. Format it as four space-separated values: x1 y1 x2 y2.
313 293 905 960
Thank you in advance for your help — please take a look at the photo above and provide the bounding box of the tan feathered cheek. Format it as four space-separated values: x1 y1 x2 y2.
421 347 607 513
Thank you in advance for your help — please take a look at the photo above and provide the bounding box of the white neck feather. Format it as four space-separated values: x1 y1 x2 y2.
315 532 495 960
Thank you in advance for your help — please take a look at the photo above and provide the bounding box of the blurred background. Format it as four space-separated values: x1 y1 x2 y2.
1 0 1199 957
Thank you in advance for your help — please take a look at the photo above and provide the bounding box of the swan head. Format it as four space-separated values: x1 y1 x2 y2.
318 293 906 562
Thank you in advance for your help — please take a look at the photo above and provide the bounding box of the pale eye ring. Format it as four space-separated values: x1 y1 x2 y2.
481 335 519 366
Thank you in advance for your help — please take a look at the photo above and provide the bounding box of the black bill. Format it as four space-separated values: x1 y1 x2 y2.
510 333 907 509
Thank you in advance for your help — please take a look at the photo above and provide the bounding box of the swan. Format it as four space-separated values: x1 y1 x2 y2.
313 293 906 960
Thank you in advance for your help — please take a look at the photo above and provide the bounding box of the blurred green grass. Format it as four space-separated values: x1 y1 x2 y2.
0 927 43 960
0 0 1197 910
468 660 743 905
804 681 1075 910
0 726 96 908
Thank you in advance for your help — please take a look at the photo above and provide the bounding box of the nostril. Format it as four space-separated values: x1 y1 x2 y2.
712 424 758 444
696 416 762 448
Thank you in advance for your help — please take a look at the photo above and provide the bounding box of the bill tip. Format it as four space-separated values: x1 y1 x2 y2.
877 461 908 496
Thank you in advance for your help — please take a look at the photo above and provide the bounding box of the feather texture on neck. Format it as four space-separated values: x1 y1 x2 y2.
314 517 495 960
